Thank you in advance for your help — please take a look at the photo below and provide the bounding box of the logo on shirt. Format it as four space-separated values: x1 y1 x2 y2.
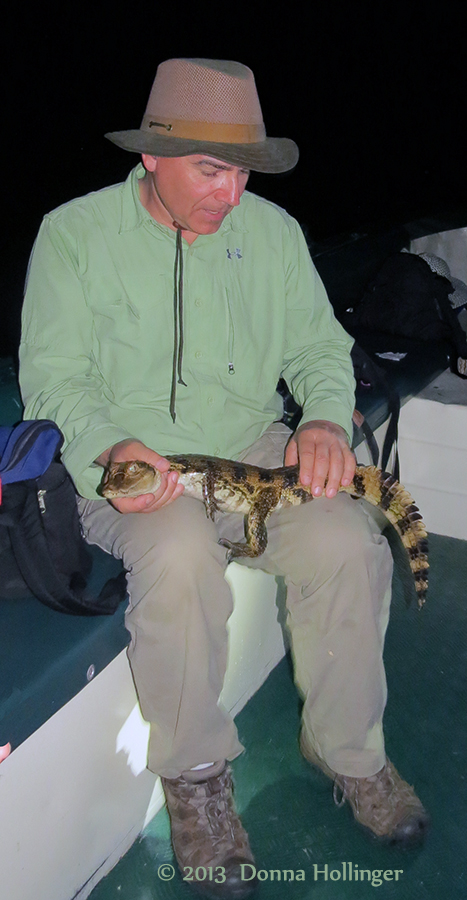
226 248 242 260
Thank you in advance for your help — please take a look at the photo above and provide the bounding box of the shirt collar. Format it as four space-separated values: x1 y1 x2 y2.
118 164 155 234
119 164 248 237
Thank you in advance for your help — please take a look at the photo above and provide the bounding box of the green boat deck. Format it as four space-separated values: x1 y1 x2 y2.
88 532 467 900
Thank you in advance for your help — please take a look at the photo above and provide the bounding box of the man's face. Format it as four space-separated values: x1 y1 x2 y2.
141 154 250 237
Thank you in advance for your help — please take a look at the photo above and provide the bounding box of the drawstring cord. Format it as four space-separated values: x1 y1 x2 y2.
170 223 187 422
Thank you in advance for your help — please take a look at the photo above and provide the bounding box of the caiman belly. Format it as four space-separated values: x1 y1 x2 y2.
100 454 429 607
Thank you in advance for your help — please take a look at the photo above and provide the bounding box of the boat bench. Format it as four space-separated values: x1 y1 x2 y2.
0 344 450 900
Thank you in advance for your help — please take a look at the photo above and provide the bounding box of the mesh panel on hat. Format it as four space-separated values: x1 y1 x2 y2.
145 58 264 125
419 252 467 308
419 252 451 280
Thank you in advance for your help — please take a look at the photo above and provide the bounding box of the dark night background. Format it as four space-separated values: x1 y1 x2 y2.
4 4 467 359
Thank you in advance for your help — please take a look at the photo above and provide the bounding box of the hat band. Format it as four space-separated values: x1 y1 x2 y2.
141 114 266 144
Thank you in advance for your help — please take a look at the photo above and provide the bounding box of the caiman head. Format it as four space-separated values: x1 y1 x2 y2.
99 460 161 499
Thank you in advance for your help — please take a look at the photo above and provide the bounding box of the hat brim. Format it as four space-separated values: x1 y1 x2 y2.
105 130 299 174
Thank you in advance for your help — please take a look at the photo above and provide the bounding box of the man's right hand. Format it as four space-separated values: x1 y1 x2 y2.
96 438 184 514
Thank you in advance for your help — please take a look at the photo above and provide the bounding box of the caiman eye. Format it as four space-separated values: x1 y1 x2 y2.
128 462 138 473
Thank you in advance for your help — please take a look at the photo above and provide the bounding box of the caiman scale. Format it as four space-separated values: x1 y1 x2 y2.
100 454 429 606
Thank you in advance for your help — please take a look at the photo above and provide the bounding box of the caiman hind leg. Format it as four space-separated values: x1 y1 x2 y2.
219 487 278 562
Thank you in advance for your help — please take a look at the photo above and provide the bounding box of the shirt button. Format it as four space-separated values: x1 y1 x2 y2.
207 397 214 406
214 447 221 455
195 351 202 359
195 298 202 307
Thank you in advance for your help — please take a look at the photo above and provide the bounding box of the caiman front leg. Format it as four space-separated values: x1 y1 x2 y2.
219 487 279 562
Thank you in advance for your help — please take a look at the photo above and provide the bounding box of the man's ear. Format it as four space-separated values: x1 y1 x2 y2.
141 154 157 172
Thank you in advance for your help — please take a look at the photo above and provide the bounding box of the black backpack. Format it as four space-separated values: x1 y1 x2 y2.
0 420 127 615
355 252 467 377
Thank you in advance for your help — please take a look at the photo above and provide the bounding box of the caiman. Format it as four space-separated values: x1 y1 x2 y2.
100 455 429 607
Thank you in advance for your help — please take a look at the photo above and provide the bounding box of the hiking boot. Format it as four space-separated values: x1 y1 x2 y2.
161 760 258 899
300 730 430 846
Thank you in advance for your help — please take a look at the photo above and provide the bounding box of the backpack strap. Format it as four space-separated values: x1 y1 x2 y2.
352 409 379 467
351 344 400 478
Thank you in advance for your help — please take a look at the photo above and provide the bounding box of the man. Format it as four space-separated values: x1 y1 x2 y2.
19 58 429 899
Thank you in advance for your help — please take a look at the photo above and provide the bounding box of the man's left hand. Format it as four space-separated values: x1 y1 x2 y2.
284 419 356 498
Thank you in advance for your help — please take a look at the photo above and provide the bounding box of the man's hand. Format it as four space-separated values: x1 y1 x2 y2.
96 438 184 514
284 420 356 498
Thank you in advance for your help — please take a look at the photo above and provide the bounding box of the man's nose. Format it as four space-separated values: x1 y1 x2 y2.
215 172 242 206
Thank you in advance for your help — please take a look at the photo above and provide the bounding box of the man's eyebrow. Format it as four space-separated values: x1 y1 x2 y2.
194 159 249 173
195 159 231 170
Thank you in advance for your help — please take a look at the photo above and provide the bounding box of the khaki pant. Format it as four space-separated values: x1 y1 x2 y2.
78 423 393 779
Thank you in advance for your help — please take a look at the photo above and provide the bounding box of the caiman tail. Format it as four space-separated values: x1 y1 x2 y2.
342 465 429 608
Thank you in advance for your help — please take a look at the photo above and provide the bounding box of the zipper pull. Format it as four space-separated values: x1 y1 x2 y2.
37 489 46 514
228 363 235 375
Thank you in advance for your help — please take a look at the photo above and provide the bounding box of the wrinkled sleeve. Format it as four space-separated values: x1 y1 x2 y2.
280 219 355 441
19 216 133 496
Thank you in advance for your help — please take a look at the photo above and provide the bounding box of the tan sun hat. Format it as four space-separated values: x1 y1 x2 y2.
105 58 299 174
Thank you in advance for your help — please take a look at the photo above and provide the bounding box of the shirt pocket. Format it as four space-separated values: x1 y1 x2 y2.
85 275 174 388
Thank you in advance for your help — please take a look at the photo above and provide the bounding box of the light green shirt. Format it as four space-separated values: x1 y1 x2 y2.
19 164 355 499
